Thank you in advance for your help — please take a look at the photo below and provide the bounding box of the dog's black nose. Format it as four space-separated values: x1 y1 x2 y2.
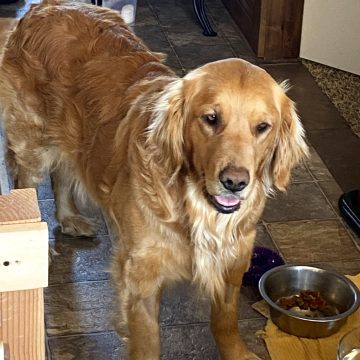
219 166 249 192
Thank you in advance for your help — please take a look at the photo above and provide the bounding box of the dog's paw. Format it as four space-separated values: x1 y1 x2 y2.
60 215 97 237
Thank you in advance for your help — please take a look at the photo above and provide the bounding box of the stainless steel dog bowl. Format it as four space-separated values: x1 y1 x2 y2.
258 265 360 338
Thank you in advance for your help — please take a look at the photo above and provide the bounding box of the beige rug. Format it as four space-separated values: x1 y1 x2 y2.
303 60 360 138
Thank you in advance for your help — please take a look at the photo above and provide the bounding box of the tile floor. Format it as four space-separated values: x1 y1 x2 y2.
0 0 360 359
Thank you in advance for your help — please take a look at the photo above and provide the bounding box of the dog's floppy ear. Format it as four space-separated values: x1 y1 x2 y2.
272 92 309 191
146 79 187 175
138 79 187 222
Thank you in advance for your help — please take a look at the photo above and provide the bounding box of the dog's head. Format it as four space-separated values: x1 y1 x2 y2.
148 58 308 214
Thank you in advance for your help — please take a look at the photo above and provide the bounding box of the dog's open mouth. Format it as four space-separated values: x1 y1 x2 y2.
207 193 241 214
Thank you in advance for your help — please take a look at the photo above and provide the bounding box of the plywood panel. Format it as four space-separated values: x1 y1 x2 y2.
0 180 47 360
0 289 45 360
0 222 48 292
0 189 41 224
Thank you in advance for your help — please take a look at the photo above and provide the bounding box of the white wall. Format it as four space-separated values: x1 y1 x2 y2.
300 0 360 75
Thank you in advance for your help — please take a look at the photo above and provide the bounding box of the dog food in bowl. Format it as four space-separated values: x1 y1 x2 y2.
277 290 339 318
259 265 360 338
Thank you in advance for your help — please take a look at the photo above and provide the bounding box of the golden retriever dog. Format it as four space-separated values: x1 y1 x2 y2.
0 2 308 359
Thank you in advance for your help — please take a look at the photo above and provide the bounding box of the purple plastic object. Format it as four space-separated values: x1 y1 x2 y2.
243 246 285 287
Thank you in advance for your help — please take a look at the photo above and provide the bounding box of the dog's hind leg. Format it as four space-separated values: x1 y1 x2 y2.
7 144 49 190
51 164 96 237
1 102 50 189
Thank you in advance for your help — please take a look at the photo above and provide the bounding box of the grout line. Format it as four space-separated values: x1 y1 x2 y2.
338 217 360 250
201 10 238 58
291 179 318 184
45 330 118 339
205 8 253 61
46 279 112 288
304 157 341 218
261 221 286 262
262 216 338 226
45 334 52 360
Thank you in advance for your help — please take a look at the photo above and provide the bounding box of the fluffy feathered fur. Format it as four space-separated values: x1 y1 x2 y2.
0 2 308 359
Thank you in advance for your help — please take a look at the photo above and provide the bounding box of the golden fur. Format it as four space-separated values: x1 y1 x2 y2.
0 2 308 359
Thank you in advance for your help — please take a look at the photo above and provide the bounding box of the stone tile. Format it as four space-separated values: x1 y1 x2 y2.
45 281 114 336
160 281 262 327
229 40 256 59
262 63 351 132
38 199 60 239
291 162 313 183
306 146 333 181
47 306 266 359
37 176 54 200
173 43 235 70
318 179 343 214
48 321 269 360
208 10 244 40
166 31 227 47
46 337 51 360
267 219 360 263
160 283 209 326
207 9 255 60
238 290 264 321
38 199 108 240
49 235 112 285
308 128 360 192
150 1 200 32
134 5 159 26
204 0 227 9
48 331 125 360
255 224 278 251
238 319 270 360
262 182 336 223
134 24 169 50
161 319 269 360
161 49 183 73
161 323 219 360
160 17 202 35
261 63 360 192
346 225 360 250
133 25 183 71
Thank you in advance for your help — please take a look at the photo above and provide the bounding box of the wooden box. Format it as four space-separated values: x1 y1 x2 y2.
0 188 48 360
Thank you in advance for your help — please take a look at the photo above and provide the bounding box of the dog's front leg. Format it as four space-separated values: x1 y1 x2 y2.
210 260 262 360
127 291 161 360
113 253 162 360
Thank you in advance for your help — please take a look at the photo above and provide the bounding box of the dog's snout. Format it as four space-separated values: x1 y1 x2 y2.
219 166 249 192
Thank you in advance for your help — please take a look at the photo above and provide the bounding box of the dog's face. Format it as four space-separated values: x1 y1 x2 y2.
150 58 308 214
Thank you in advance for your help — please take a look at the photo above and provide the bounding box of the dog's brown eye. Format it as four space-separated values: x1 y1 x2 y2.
256 122 271 134
202 113 218 126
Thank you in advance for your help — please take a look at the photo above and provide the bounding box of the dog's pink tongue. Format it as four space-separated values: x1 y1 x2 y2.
214 195 240 207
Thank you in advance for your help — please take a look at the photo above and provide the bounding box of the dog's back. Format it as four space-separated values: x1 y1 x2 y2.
0 1 172 194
